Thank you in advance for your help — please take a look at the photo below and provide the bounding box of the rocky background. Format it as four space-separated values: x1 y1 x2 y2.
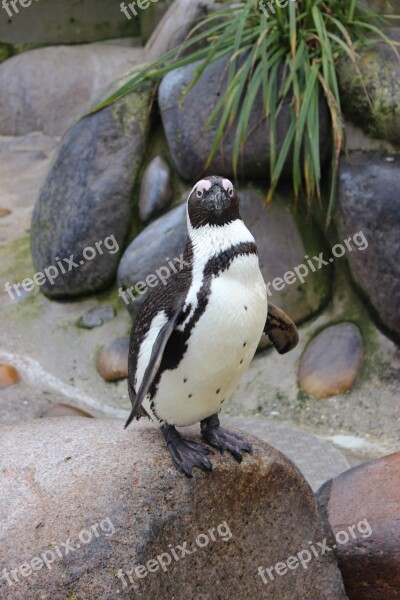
0 1 399 598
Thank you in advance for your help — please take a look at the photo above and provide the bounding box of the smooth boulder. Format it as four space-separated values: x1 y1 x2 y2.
0 418 347 599
31 85 153 298
337 153 400 341
298 323 364 399
318 452 400 599
0 44 144 136
159 54 330 180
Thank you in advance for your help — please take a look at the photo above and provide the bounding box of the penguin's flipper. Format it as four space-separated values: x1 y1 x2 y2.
264 303 299 354
125 306 182 429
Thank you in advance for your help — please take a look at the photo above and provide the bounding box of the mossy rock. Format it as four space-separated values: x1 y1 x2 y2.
337 29 400 146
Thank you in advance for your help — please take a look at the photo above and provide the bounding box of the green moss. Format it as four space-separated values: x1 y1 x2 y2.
0 43 13 64
0 235 34 283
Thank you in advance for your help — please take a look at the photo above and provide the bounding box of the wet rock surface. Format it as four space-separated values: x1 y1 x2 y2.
317 452 400 599
337 153 400 341
0 44 144 137
298 323 364 399
0 418 347 600
96 337 130 382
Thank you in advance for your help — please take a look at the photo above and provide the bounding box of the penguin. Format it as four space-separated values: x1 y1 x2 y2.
125 175 299 477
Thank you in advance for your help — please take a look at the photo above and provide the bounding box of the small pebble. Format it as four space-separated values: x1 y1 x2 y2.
96 337 129 381
298 323 364 399
0 364 20 389
0 208 11 218
77 304 115 329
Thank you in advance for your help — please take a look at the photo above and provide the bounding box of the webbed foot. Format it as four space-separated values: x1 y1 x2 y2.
200 414 253 463
162 424 213 478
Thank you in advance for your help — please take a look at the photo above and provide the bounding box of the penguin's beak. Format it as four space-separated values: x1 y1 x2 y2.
206 186 230 215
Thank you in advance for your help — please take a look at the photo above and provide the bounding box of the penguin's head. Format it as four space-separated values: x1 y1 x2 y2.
187 175 240 228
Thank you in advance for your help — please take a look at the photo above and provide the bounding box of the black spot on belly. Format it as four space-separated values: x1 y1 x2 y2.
243 342 247 347
221 398 226 404
183 378 187 383
188 394 192 398
240 359 243 365
244 305 248 311
216 388 221 394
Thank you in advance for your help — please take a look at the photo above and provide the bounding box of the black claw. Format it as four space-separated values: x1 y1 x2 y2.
162 424 213 477
201 414 253 463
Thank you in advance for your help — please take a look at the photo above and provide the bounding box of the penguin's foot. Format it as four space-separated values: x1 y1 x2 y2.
161 424 213 478
200 413 253 463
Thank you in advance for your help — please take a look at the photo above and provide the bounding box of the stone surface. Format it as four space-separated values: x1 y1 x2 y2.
337 153 400 340
337 29 400 145
96 337 129 382
0 44 144 137
317 452 400 599
77 304 115 329
0 207 11 217
41 403 94 418
159 54 330 181
31 85 153 298
145 0 216 62
0 0 139 45
298 323 365 399
0 364 19 389
0 418 347 599
118 202 187 313
225 417 350 492
138 155 172 222
119 189 331 322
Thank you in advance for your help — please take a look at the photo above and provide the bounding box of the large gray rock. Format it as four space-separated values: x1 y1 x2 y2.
118 202 188 313
0 418 347 599
159 54 330 181
337 153 400 340
0 44 144 137
31 86 153 298
118 189 331 323
337 29 400 145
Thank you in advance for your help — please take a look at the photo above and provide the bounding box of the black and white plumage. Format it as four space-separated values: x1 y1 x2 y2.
125 176 299 477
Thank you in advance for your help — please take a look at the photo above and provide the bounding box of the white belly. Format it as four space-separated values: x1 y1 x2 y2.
145 254 268 426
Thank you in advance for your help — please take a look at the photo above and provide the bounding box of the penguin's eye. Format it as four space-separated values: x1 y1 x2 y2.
228 187 234 197
196 189 203 198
